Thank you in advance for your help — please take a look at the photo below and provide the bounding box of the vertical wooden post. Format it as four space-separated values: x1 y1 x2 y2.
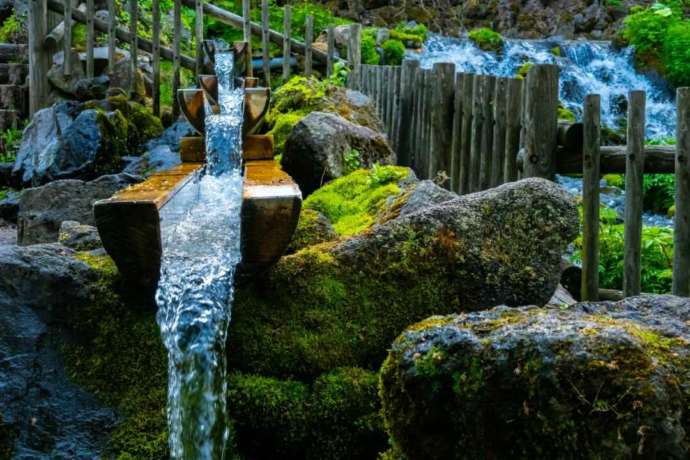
414 69 429 178
195 0 204 75
624 90 646 297
85 0 94 78
469 74 484 192
504 78 523 183
479 75 496 191
152 0 161 117
261 0 270 86
172 0 182 119
491 77 508 187
430 62 455 184
107 0 116 76
305 15 313 77
459 72 474 194
326 25 335 77
398 59 419 167
63 0 72 77
423 69 434 179
582 94 601 301
282 5 291 81
674 88 690 296
522 64 559 179
28 0 50 115
243 0 252 78
449 74 464 193
349 24 362 90
129 0 138 94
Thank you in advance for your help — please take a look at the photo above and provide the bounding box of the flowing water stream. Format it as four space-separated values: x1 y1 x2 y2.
415 35 677 226
156 49 244 459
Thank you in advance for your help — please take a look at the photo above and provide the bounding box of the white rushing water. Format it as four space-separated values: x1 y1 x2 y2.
416 35 676 140
156 50 244 459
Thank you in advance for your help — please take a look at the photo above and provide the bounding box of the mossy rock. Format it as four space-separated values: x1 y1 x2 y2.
106 95 164 153
557 103 577 122
288 208 338 253
380 297 690 459
468 28 504 52
0 414 16 460
516 62 533 80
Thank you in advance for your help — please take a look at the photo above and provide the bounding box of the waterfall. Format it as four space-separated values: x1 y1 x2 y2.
415 35 676 140
156 50 244 459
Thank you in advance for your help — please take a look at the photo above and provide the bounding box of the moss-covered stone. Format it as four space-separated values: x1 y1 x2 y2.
468 28 504 52
288 208 338 253
106 95 164 153
380 297 690 459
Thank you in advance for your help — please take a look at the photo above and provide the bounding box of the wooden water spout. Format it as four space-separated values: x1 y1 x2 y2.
94 42 302 298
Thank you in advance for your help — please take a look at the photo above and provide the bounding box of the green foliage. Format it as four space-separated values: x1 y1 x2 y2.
0 188 7 201
304 166 409 236
516 62 533 79
558 104 577 122
468 28 504 52
325 61 351 87
661 21 690 87
390 22 428 47
344 149 362 174
382 39 406 65
0 125 24 164
0 13 23 43
362 29 381 65
603 174 625 188
643 174 676 214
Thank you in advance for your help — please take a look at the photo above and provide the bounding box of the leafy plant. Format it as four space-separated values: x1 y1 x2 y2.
390 22 428 47
468 28 504 52
0 125 24 164
325 61 351 87
382 39 406 65
343 149 362 174
643 174 676 214
0 13 24 43
361 28 381 65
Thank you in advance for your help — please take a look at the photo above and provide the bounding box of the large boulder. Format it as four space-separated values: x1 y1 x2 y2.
380 295 690 459
58 221 102 251
0 244 116 458
282 112 396 195
17 173 142 245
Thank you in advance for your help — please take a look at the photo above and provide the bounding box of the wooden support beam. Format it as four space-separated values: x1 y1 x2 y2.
430 62 455 183
623 90 646 297
195 0 204 75
261 0 270 86
326 25 335 78
504 78 522 183
581 94 601 301
304 15 313 77
459 72 474 194
349 24 361 88
152 0 161 116
129 0 138 93
172 0 182 119
282 5 291 81
491 77 508 188
107 0 116 75
44 1 83 50
522 64 559 179
397 59 419 168
86 0 94 78
469 74 484 192
674 87 690 296
479 75 496 191
556 145 676 174
62 0 74 76
28 0 50 115
242 0 252 78
0 44 28 63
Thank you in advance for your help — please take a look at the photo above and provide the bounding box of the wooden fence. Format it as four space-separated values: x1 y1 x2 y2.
0 44 28 129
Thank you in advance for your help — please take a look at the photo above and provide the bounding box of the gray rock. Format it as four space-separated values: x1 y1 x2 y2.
397 179 456 217
122 144 181 177
282 112 396 195
145 119 196 152
58 221 102 251
12 103 128 186
0 189 19 223
72 75 111 101
17 173 141 245
380 295 690 460
0 244 116 458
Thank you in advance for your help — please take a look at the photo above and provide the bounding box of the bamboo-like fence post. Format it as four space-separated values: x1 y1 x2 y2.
674 87 690 296
522 64 559 179
28 0 50 115
430 62 455 183
195 0 204 75
326 25 335 77
449 73 464 192
172 0 182 119
242 0 252 78
282 5 291 81
63 0 72 76
107 0 116 75
305 15 313 77
398 59 419 167
623 90 646 297
152 0 161 116
479 75 496 191
129 0 138 93
582 94 601 301
459 72 474 194
491 77 508 187
349 24 361 89
469 74 484 192
504 78 523 183
261 0 270 86
85 0 94 78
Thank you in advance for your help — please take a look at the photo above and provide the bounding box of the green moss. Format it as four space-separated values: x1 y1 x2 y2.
64 253 169 459
267 77 328 122
550 46 562 57
603 174 625 188
390 22 428 48
303 166 410 236
362 28 382 65
266 111 308 157
516 62 533 80
382 39 406 66
288 209 337 253
558 104 576 122
468 28 504 52
106 95 164 153
93 109 128 176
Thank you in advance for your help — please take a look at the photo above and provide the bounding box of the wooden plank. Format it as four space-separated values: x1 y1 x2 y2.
172 0 182 119
63 0 73 76
44 1 83 50
261 0 270 86
305 15 313 77
479 75 495 191
449 73 464 193
28 0 50 115
556 145 675 174
326 25 335 77
397 60 419 166
469 74 484 192
129 0 138 92
491 77 508 187
242 0 252 78
430 62 455 185
392 66 401 151
581 94 601 301
522 64 559 179
623 90 646 297
504 78 523 183
459 72 474 194
349 24 362 90
423 68 434 179
282 5 291 81
195 0 204 74
152 0 161 116
107 0 116 75
0 44 28 63
86 0 94 78
414 69 428 177
674 87 690 296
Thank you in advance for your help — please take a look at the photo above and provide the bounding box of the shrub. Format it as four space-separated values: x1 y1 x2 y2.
390 22 428 47
361 29 381 65
661 21 690 87
382 39 406 65
468 28 504 52
643 174 676 214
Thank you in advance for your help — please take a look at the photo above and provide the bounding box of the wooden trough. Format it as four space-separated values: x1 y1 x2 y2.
94 43 302 298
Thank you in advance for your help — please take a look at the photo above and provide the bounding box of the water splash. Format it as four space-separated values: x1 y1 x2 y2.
416 35 676 140
156 50 245 459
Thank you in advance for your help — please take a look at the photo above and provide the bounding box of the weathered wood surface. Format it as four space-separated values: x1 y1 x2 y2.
152 0 161 116
449 73 463 192
86 0 94 78
504 78 522 183
129 0 138 90
0 64 28 85
522 64 559 179
282 5 291 80
581 94 601 301
623 90 646 297
674 87 690 296
326 25 335 77
349 24 362 89
459 72 474 194
557 121 584 152
172 0 182 119
195 0 204 74
397 60 418 168
107 0 116 74
28 0 50 115
305 15 314 77
479 75 496 191
44 0 83 50
469 74 484 192
261 0 270 85
242 0 252 78
430 62 455 183
556 145 676 174
0 44 28 63
491 77 508 188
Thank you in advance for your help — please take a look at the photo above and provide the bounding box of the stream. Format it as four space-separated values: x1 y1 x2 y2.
155 49 244 459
